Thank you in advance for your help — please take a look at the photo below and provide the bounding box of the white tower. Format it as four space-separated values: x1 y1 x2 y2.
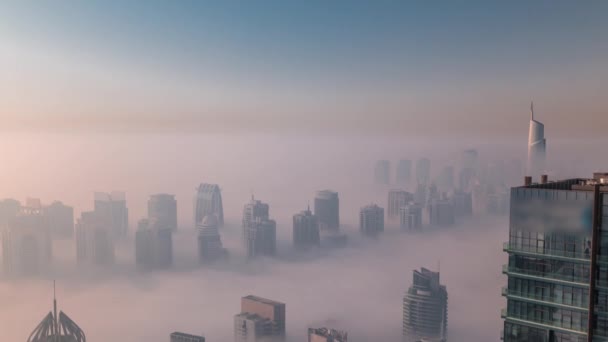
527 102 546 179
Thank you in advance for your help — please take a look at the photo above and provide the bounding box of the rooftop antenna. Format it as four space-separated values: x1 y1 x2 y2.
530 101 534 120
53 280 58 340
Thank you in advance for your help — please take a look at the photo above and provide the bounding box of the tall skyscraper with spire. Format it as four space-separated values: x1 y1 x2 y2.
28 282 86 342
527 102 546 179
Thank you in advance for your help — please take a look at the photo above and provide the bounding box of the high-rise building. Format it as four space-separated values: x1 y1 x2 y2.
135 218 173 269
308 327 348 342
75 211 115 265
314 191 339 231
500 173 608 341
451 190 472 218
416 158 431 186
234 295 286 342
94 191 128 238
170 332 205 342
293 207 320 249
396 159 413 184
28 287 86 342
388 190 414 221
197 214 226 263
403 268 448 342
374 160 391 185
0 198 20 227
148 193 178 231
400 203 423 232
194 183 224 227
43 201 74 239
245 218 277 258
428 198 454 227
2 204 52 275
359 204 384 237
527 102 547 178
243 197 270 236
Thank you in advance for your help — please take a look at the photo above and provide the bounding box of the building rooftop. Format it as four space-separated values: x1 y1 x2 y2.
517 173 608 192
309 327 348 340
242 295 285 306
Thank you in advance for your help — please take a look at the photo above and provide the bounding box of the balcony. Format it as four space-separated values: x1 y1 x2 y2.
502 265 589 287
501 308 588 336
503 242 591 263
501 287 588 310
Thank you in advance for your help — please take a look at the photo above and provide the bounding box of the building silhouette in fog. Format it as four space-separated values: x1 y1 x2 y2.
403 268 447 342
400 203 423 232
94 191 128 238
428 198 454 227
293 206 320 249
396 159 412 184
0 198 20 227
308 328 347 342
451 190 472 217
458 149 478 192
242 197 270 235
194 183 224 227
359 204 384 237
234 295 286 342
75 211 115 265
135 218 173 269
170 332 205 342
526 102 546 178
314 190 339 231
501 173 608 341
416 158 431 186
28 287 86 342
374 160 390 185
245 218 276 258
148 193 177 231
437 166 454 191
197 214 226 263
2 203 52 275
388 190 414 221
44 201 74 239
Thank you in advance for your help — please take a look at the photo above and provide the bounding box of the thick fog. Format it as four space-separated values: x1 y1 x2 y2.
1 133 607 341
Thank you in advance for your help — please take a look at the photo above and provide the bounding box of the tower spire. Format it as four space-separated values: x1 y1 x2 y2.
53 280 59 340
530 101 534 120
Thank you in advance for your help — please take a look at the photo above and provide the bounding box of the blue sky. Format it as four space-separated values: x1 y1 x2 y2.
1 1 607 137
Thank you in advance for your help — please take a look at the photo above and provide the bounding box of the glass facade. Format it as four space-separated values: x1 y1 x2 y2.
502 183 607 342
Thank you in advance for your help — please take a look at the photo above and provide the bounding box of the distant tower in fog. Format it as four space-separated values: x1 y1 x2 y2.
374 160 390 185
94 192 128 239
416 158 431 186
135 218 173 269
403 268 448 342
44 201 74 239
76 211 115 265
527 102 546 179
197 214 226 263
194 184 224 227
388 190 413 221
148 194 177 231
314 190 340 231
396 159 412 184
359 204 384 237
293 206 320 249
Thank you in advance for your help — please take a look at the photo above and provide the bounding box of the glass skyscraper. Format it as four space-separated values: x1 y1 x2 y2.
502 173 608 342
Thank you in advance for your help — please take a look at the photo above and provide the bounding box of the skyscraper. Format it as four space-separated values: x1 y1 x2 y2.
148 193 178 231
458 149 478 192
194 183 224 227
135 218 173 269
388 190 414 221
403 268 448 342
428 198 455 227
374 160 390 185
293 207 320 249
170 332 205 342
308 328 348 342
94 191 128 238
527 102 547 178
242 197 270 235
501 173 608 341
28 285 86 342
75 211 115 265
43 201 74 239
400 203 423 232
2 204 52 275
396 159 413 185
245 218 277 258
314 190 339 231
234 295 286 342
416 158 431 186
436 166 454 191
0 198 20 227
359 204 384 237
197 214 226 263
451 190 472 218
